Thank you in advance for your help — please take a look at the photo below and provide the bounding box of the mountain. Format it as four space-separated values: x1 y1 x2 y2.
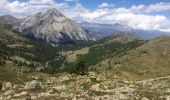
133 29 170 39
97 33 137 44
81 22 170 40
16 8 95 46
80 22 134 38
0 15 20 25
0 24 170 100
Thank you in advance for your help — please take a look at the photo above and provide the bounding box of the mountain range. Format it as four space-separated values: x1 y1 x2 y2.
80 22 134 38
0 8 170 45
81 22 170 39
0 8 95 46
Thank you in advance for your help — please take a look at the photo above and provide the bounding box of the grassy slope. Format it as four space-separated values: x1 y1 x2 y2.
0 25 65 83
91 36 170 81
77 39 146 67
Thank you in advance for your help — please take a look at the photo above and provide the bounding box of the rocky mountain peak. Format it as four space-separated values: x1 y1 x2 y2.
46 8 63 17
16 8 95 45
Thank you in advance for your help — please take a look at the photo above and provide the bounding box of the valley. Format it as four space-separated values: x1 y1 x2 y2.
0 7 170 100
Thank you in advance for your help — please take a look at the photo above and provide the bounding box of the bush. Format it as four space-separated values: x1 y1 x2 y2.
67 59 88 75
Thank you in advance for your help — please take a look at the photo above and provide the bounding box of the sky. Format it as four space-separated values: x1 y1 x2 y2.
0 0 170 32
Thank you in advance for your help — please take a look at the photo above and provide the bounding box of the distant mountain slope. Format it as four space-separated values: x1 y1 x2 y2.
16 8 95 46
80 22 134 38
0 15 20 25
133 29 170 39
97 33 137 44
81 22 170 40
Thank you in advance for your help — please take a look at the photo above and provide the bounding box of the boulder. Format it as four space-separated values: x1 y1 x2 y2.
91 84 105 92
0 82 2 90
141 97 149 100
53 85 66 91
25 80 43 90
96 75 104 81
88 72 96 79
59 75 70 82
13 84 24 89
13 91 28 97
2 82 12 91
48 88 59 94
25 93 31 100
60 92 71 98
47 77 57 84
4 90 15 96
76 75 91 85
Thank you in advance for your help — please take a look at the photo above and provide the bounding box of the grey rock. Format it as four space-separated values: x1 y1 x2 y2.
4 90 15 96
53 85 66 91
2 82 13 91
13 91 28 97
17 8 95 45
141 97 149 100
0 82 2 90
25 80 43 90
48 88 59 94
46 77 57 85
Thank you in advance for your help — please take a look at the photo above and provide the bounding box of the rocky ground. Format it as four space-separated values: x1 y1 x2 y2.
0 72 170 100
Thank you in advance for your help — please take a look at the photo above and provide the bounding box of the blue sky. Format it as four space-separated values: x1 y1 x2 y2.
0 0 170 32
56 0 170 19
57 0 170 10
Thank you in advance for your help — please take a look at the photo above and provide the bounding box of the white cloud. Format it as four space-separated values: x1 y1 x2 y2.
98 3 114 8
0 1 170 32
65 2 170 32
130 2 170 13
28 0 55 5
0 0 69 17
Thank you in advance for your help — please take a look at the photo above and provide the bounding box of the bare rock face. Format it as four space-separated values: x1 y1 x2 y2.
17 8 95 45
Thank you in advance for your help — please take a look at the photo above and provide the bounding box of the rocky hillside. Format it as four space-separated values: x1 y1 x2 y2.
0 71 169 100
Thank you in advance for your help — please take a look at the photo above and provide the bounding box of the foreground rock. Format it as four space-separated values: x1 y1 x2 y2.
2 82 13 91
25 80 43 90
0 74 170 100
0 82 2 90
